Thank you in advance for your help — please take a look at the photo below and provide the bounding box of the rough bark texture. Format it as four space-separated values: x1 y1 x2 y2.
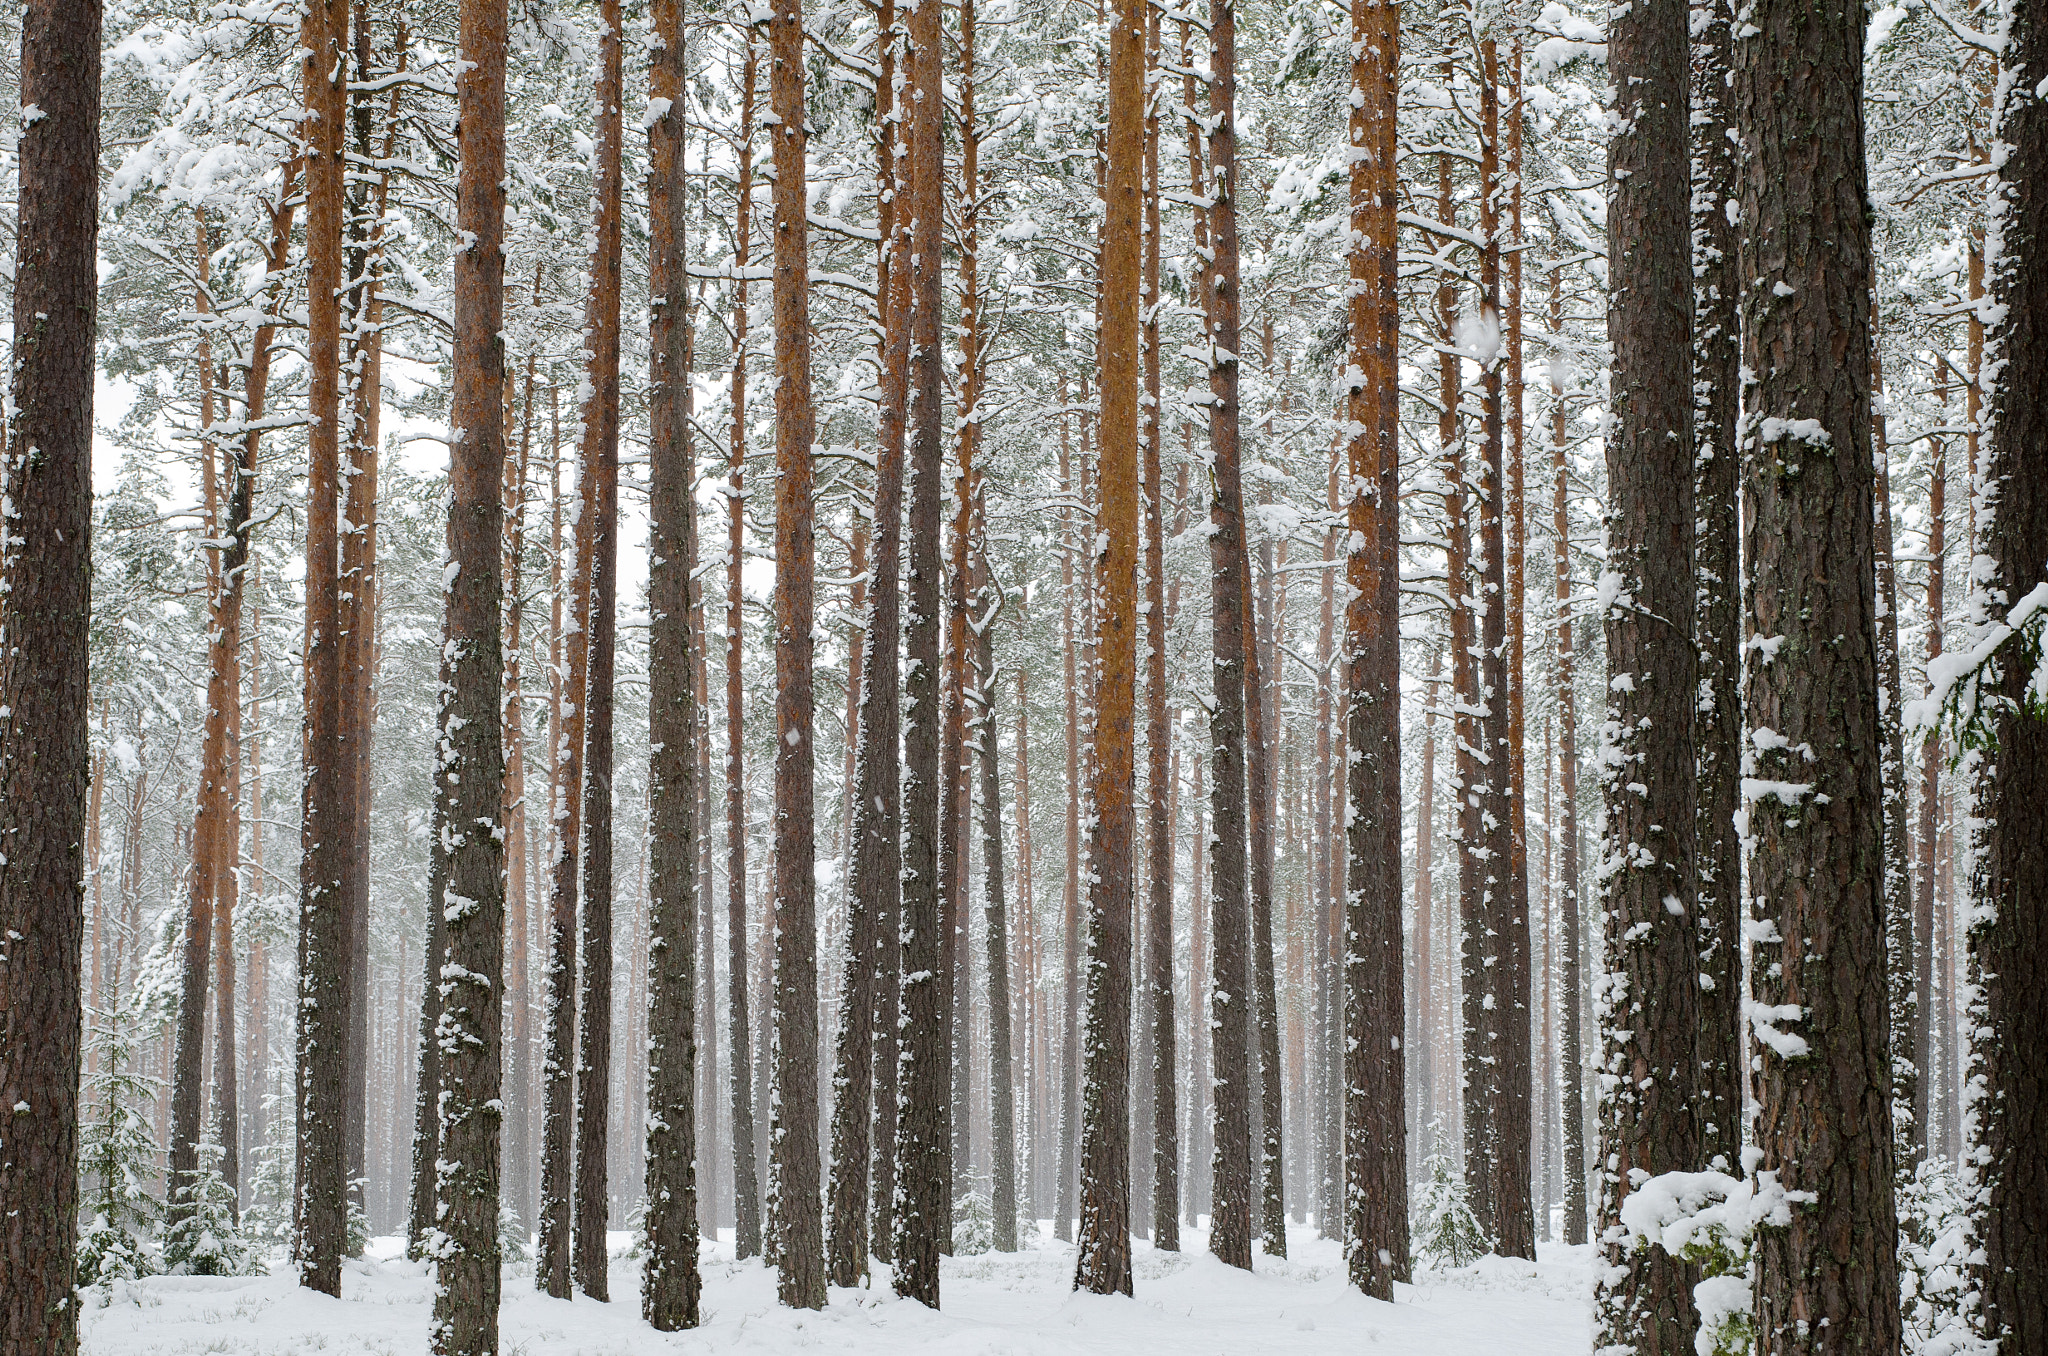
0 0 97 1347
571 0 624 1302
1472 36 1534 1262
768 0 824 1304
1203 0 1255 1272
1691 0 1744 1182
1973 9 2048 1344
428 2 509 1344
1735 0 1901 1342
828 0 905 1281
642 0 703 1325
1074 0 1142 1293
1140 2 1179 1252
894 0 949 1303
296 0 353 1297
1342 0 1407 1298
1595 0 1700 1340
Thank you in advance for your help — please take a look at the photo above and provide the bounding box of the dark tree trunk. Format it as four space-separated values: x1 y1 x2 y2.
296 0 354 1297
1972 10 2048 1344
1735 0 1900 1341
830 0 906 1281
1473 36 1535 1262
1074 0 1142 1291
1595 0 1700 1340
0 0 97 1346
1203 0 1255 1273
642 0 703 1325
570 0 624 1303
894 0 950 1305
1342 0 1407 1297
768 0 824 1304
428 1 509 1343
1691 0 1743 1181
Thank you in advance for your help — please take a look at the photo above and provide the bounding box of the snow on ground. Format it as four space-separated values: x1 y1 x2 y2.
81 1226 1594 1355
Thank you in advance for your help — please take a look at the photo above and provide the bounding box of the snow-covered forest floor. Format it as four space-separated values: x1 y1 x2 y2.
79 1228 1593 1355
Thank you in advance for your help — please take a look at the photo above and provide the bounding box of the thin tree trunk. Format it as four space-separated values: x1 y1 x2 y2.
504 352 537 1232
295 0 353 1296
428 1 509 1341
1054 406 1080 1245
1141 0 1178 1247
1735 0 1900 1341
643 0 703 1323
0 0 97 1344
1594 0 1700 1338
975 552 1017 1252
726 32 763 1266
1971 10 2048 1342
1548 268 1586 1246
1342 0 1407 1292
570 0 625 1302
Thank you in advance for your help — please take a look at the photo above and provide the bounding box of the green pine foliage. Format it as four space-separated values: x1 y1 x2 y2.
75 1010 162 1290
160 1138 259 1277
1410 1153 1489 1270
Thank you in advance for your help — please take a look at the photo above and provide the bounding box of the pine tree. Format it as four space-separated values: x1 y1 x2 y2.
427 0 510 1346
1073 0 1142 1291
1594 0 1700 1340
572 0 627 1304
294 0 354 1300
642 0 704 1327
768 0 825 1305
1971 5 2048 1343
1736 0 1900 1342
1342 0 1408 1298
76 1014 162 1290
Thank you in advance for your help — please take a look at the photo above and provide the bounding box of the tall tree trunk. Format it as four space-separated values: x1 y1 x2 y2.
1141 0 1178 1247
1548 268 1587 1246
1971 12 2048 1343
1917 393 1946 1162
830 0 907 1282
428 1 508 1343
0 0 97 1345
1595 0 1699 1341
768 0 824 1304
295 0 353 1297
171 217 244 1245
1735 0 1900 1341
1691 0 1743 1181
535 392 575 1292
642 0 703 1325
1870 358 1917 1173
1074 0 1142 1291
570 0 625 1303
975 553 1017 1252
894 0 950 1304
1342 0 1407 1295
1472 33 1535 1261
504 353 536 1234
1055 407 1080 1245
727 34 763 1265
1203 0 1256 1272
